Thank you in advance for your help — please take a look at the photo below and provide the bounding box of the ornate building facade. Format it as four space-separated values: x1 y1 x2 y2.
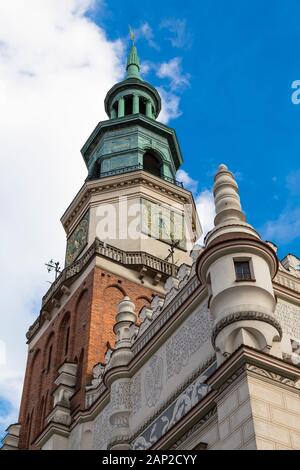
2 43 300 451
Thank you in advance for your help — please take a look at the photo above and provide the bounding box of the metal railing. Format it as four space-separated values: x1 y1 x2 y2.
89 164 184 188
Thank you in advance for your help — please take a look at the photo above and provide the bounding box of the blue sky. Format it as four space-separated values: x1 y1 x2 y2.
93 0 300 258
0 0 300 442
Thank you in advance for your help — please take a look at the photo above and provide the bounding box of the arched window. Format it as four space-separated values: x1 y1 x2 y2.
143 151 161 177
46 345 53 373
124 95 133 116
56 312 71 367
44 332 55 374
140 98 146 116
65 326 70 357
90 160 101 180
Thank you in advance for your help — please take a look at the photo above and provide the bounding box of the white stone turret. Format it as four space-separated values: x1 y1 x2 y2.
106 296 137 450
197 164 282 365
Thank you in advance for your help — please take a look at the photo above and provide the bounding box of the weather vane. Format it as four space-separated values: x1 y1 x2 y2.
45 259 62 281
129 25 135 44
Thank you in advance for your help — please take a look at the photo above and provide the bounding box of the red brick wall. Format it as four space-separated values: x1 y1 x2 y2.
18 265 156 449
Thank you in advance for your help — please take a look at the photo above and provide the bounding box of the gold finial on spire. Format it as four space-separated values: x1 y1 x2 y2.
129 25 135 44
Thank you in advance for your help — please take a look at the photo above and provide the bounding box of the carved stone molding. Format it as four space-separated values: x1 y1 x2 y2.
211 311 283 347
245 363 300 389
171 407 217 450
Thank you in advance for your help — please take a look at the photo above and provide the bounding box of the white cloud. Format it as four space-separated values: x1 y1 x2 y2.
157 87 182 123
177 169 216 246
160 18 191 49
261 207 300 245
157 57 190 91
176 169 198 193
138 56 190 122
0 0 124 423
195 190 216 245
133 22 159 50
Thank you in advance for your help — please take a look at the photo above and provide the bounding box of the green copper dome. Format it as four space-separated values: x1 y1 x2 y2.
81 38 183 186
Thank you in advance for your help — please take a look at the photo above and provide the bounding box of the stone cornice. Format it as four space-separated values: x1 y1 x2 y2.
207 345 300 393
34 422 70 448
274 271 300 296
211 311 283 347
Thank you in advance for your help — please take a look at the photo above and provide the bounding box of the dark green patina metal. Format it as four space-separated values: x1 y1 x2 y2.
81 43 184 185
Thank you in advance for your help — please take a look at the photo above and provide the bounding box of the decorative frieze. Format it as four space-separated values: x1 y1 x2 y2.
144 355 164 408
111 382 131 410
275 302 300 340
93 404 112 450
166 305 212 379
132 373 211 450
131 374 142 415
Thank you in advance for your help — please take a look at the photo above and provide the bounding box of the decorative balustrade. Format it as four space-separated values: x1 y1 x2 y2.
41 239 176 309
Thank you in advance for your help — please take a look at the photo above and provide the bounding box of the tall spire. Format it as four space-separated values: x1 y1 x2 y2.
126 27 141 80
213 164 246 226
204 163 261 247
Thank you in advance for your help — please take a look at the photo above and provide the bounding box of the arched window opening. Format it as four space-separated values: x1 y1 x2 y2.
112 101 118 117
46 344 53 373
65 326 70 357
56 312 71 367
143 151 161 177
140 98 146 116
90 160 101 180
124 95 133 116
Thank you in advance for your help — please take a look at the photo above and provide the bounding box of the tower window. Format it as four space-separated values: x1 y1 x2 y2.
234 260 253 281
143 151 161 177
140 98 146 116
124 95 133 116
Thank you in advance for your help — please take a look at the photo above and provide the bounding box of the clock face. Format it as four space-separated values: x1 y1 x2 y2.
142 199 186 249
65 212 89 266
